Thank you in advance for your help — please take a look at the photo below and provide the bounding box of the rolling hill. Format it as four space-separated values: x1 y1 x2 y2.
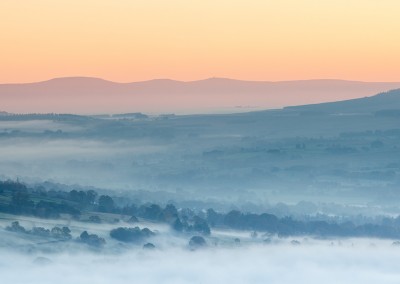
285 89 400 114
1 77 400 114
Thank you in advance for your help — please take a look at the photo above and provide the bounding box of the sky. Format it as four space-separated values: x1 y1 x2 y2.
0 0 400 83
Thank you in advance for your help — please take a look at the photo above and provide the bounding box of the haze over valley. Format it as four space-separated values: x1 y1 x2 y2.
1 89 400 211
2 77 400 114
2 0 400 282
2 89 400 283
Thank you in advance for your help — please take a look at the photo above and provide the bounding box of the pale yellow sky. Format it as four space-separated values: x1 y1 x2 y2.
1 0 400 83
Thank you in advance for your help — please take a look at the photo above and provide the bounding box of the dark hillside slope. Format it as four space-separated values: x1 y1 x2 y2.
285 89 400 114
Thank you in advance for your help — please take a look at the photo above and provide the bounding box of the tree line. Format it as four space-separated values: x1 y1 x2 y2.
2 180 400 239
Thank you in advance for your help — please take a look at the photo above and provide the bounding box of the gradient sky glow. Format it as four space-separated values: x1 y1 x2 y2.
1 0 400 83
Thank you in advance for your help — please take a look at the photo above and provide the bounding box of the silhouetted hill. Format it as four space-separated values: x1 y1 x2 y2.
1 77 400 114
285 89 400 114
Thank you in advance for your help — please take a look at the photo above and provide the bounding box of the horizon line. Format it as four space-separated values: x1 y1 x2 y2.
2 76 400 85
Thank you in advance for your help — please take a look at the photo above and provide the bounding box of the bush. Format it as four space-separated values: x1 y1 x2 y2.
143 243 155 250
189 236 207 249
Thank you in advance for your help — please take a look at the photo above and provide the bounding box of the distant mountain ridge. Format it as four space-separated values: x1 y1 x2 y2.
1 77 400 114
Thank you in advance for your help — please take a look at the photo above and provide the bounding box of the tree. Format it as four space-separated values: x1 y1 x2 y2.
11 189 34 214
51 226 72 240
189 236 207 249
143 243 155 250
172 218 184 232
193 216 211 236
224 210 242 229
69 190 79 202
110 227 154 243
206 208 223 227
163 204 178 222
127 215 139 223
140 204 163 221
98 195 115 212
89 215 101 223
6 221 27 233
86 190 97 204
122 204 138 216
78 231 106 247
31 227 51 237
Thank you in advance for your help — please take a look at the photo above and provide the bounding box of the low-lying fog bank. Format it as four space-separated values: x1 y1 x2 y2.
1 110 400 209
1 241 400 284
1 213 400 283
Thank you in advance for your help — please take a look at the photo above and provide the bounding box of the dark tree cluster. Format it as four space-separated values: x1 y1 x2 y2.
35 201 81 219
119 202 211 237
4 179 400 240
9 189 35 214
6 221 72 240
121 203 179 222
223 210 279 232
98 195 115 213
109 227 154 243
205 209 400 239
69 190 97 206
0 180 28 192
0 181 81 218
172 215 211 236
78 231 106 247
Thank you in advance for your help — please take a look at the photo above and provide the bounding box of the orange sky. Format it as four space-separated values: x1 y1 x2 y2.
1 0 400 83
